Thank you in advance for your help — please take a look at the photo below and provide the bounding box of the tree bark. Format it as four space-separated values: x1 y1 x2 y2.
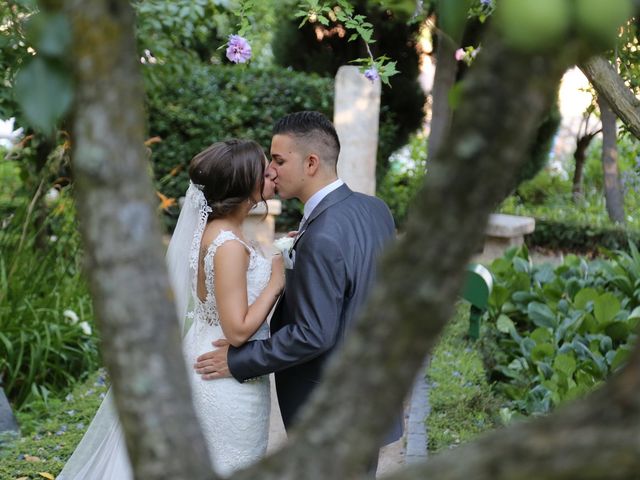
597 94 626 224
427 30 458 160
580 55 640 141
226 32 598 480
572 130 599 202
65 1 214 479
389 345 640 480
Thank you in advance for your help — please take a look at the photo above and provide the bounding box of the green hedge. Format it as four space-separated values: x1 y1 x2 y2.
146 64 333 229
526 219 640 254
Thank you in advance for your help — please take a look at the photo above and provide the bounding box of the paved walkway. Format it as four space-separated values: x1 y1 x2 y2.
266 361 430 477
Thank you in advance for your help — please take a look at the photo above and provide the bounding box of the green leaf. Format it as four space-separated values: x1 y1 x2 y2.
437 0 473 42
530 327 552 344
574 287 599 309
527 302 557 328
604 321 629 341
608 346 632 371
531 342 554 361
553 353 577 377
14 57 73 135
496 314 515 333
593 292 621 325
26 12 72 58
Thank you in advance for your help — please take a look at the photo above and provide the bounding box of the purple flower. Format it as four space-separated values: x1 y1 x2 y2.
364 67 379 83
480 0 492 6
226 35 252 64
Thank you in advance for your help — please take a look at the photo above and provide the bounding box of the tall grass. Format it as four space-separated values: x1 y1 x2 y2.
1 158 99 410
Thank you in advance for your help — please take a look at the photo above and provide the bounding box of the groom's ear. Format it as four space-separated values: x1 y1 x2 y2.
304 153 321 176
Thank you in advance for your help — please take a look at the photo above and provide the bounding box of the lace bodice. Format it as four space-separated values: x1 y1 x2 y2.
191 230 271 339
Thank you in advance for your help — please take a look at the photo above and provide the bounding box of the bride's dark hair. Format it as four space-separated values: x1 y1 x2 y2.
189 139 266 221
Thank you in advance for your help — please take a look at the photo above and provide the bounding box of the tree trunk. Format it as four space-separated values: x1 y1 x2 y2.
427 30 458 160
389 344 640 480
65 1 214 479
227 32 624 480
581 55 640 141
597 94 626 224
572 131 598 202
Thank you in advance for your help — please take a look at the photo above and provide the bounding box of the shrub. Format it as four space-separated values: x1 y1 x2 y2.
146 64 334 231
527 219 640 253
481 245 638 416
377 132 427 228
0 183 98 409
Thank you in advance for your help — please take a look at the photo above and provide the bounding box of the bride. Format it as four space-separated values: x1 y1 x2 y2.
58 139 284 479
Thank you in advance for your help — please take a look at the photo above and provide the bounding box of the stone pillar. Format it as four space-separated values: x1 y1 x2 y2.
242 199 282 248
334 65 381 195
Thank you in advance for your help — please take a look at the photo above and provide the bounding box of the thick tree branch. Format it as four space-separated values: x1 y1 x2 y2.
387 340 640 480
580 56 640 140
65 1 214 478
228 30 575 480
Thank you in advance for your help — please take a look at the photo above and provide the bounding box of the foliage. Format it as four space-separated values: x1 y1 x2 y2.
500 135 640 251
0 369 109 479
526 219 640 254
9 5 74 136
481 245 638 416
0 2 35 121
377 132 427 227
145 63 333 230
272 0 425 178
426 303 502 452
134 0 279 88
0 150 98 409
295 0 398 85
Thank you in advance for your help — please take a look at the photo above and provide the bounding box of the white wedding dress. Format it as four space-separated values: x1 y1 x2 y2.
58 184 272 479
182 230 271 476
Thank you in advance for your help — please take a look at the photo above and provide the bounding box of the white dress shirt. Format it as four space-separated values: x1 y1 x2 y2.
300 179 344 229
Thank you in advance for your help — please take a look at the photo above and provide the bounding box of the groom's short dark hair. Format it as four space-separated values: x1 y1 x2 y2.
273 111 341 166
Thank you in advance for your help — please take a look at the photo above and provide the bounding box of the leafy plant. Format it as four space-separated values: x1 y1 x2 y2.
145 63 405 231
0 182 98 409
377 132 427 227
481 245 638 415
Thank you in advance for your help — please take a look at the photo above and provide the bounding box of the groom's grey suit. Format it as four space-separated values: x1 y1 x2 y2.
228 184 402 443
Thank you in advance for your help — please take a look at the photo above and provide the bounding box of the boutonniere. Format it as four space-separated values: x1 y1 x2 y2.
273 235 296 269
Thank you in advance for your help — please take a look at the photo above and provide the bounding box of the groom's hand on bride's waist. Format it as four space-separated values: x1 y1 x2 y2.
194 339 231 380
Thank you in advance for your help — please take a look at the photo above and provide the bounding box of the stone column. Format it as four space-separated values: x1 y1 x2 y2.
334 65 381 195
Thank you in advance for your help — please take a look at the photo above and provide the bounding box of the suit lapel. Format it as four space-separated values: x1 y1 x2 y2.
291 184 353 252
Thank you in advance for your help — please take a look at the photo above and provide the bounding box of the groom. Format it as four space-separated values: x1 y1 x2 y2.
195 111 402 449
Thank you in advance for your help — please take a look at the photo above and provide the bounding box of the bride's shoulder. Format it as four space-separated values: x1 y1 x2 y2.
201 223 249 257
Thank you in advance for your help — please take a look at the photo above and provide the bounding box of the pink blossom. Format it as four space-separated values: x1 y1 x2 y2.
455 48 465 61
226 35 252 64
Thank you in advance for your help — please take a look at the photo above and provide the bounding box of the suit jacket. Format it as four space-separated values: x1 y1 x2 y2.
228 184 402 443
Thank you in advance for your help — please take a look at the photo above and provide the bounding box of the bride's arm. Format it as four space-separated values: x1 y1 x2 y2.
213 241 283 347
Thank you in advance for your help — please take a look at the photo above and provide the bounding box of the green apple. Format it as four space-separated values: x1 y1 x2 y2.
575 0 633 49
496 0 571 52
